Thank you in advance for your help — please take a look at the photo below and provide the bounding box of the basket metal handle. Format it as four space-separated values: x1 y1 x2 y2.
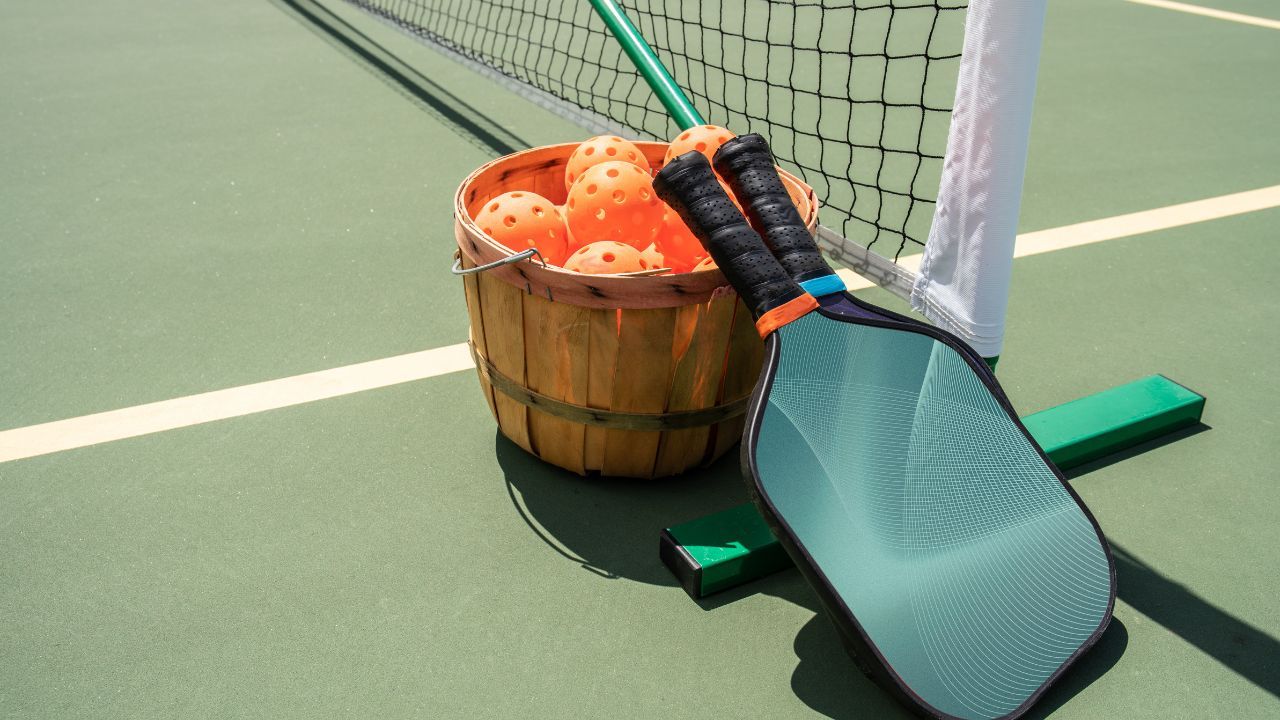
451 248 548 275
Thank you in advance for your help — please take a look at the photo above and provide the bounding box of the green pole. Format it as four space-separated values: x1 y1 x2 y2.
586 0 704 131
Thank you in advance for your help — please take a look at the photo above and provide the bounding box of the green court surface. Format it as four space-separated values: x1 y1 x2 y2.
2 0 1277 717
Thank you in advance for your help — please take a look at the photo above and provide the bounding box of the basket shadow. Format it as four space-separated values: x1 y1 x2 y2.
494 431 747 586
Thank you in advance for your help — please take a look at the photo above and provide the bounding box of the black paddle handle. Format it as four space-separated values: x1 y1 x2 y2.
654 152 806 317
713 133 833 284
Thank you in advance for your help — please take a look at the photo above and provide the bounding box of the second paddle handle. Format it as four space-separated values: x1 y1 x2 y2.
714 133 833 284
654 152 806 317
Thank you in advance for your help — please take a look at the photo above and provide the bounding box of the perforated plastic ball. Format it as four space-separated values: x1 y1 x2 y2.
664 125 736 165
472 191 569 264
639 243 666 272
692 255 718 272
563 240 651 275
565 136 651 190
653 208 705 273
554 204 582 256
564 161 664 250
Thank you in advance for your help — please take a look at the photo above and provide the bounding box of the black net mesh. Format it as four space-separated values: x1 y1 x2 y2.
345 0 967 260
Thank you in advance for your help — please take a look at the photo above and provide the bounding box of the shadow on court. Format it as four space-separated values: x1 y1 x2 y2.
698 560 1129 719
495 427 1279 715
1109 542 1280 699
494 433 919 715
494 432 746 587
791 607 1130 720
272 0 530 156
1062 422 1211 480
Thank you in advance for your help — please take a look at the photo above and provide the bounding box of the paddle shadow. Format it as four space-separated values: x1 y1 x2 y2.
780 532 1280 716
1023 619 1130 719
497 427 1280 714
758 568 1129 720
494 442 928 719
758 571 923 720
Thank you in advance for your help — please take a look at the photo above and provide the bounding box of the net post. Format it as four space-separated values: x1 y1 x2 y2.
911 0 1050 360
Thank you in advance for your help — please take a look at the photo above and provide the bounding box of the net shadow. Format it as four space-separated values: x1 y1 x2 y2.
1109 541 1280 699
272 0 530 156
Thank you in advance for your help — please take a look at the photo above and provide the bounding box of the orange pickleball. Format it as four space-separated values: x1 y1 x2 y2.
565 135 651 191
639 243 667 272
664 125 736 165
692 256 718 273
563 241 651 275
653 208 705 273
472 191 570 264
564 161 664 251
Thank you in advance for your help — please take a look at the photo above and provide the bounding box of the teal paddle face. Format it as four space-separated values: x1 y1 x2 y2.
750 311 1114 720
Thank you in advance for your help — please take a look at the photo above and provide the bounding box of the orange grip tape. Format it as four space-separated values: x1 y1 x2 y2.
754 293 819 338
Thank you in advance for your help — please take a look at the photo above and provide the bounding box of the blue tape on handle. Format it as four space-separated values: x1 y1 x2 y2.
799 273 846 298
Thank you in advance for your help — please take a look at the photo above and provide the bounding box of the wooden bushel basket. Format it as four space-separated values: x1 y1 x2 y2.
454 141 817 478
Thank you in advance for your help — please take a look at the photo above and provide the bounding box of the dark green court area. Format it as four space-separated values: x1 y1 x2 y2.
2 0 1277 717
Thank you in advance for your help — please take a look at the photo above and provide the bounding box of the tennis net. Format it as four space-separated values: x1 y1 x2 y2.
344 0 967 262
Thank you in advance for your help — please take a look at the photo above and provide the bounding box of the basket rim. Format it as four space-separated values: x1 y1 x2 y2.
453 141 818 310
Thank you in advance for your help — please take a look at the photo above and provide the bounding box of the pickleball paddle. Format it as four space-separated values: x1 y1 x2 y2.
655 148 1116 720
714 132 998 375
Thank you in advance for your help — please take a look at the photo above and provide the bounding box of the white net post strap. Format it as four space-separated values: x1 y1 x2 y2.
910 0 1049 359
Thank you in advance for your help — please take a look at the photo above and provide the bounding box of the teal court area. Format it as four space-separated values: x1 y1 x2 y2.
1 0 1277 717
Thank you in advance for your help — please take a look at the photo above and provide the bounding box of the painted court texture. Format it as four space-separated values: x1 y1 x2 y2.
2 0 1278 717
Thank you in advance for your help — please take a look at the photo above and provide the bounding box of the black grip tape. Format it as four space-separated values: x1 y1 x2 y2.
713 133 834 284
653 151 805 317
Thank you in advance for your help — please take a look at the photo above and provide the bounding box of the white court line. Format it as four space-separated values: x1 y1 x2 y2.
1125 0 1280 29
836 184 1280 290
1012 185 1280 256
0 344 473 463
2 184 1278 464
